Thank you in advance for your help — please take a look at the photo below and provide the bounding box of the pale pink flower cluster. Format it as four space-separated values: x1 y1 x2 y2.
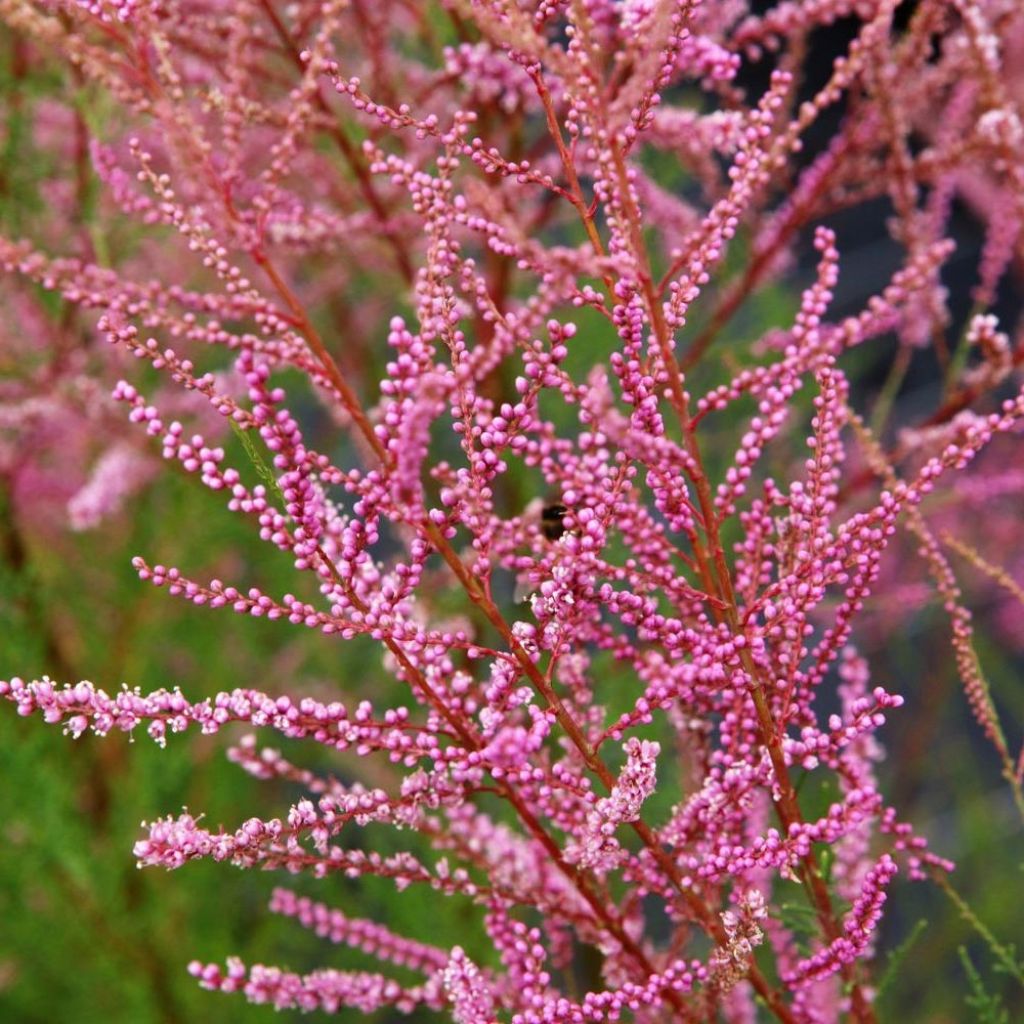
565 737 660 871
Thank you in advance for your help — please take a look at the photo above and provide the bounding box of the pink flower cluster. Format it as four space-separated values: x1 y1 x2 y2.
2 1 1023 1022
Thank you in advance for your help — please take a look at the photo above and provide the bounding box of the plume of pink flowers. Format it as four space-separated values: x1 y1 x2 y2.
2 1 1023 1021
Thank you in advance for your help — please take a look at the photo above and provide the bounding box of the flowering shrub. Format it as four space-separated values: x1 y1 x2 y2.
1 1 1023 1021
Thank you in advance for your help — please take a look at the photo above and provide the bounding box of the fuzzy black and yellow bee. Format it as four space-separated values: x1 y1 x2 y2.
540 502 568 541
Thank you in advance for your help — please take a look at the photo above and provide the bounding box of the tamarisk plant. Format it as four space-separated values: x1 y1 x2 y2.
1 0 1023 1021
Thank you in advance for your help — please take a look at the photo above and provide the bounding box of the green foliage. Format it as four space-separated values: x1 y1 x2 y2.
230 420 289 508
960 949 1011 1024
874 919 927 1003
940 877 1024 988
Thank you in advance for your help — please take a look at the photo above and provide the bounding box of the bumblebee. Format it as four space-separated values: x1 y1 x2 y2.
514 501 572 604
540 502 568 541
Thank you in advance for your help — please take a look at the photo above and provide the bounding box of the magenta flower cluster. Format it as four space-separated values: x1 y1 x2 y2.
2 1 1023 1022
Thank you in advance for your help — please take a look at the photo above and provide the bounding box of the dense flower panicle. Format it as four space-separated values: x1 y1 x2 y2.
783 856 898 989
188 954 447 1015
709 889 769 994
565 737 660 872
0 676 444 760
2 0 1024 1022
268 887 451 974
443 948 498 1024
